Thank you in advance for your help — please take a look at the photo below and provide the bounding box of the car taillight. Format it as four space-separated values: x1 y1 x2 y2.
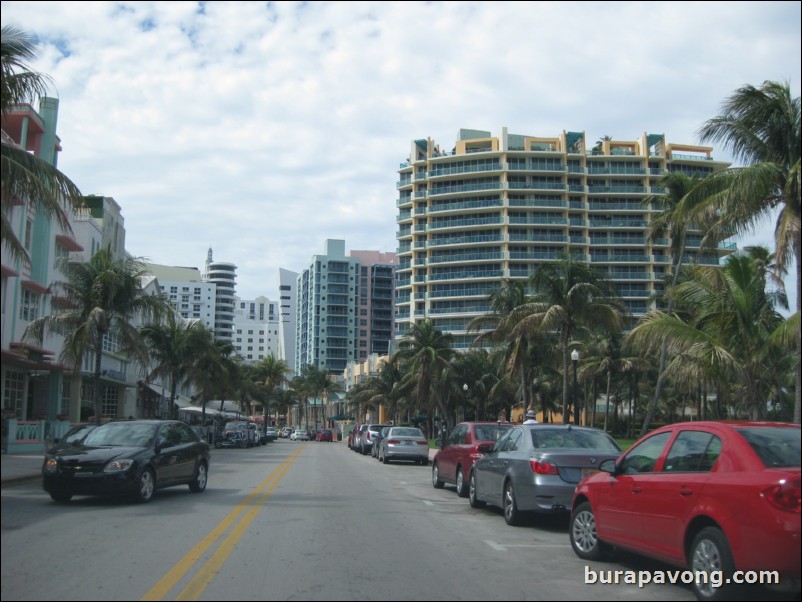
530 459 559 475
762 479 801 514
416 440 428 446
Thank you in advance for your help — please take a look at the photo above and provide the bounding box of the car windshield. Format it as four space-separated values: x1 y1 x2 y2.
82 422 156 447
736 426 801 468
529 428 621 451
391 428 423 437
474 424 512 441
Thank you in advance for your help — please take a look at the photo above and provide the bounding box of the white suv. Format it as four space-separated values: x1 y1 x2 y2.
290 429 309 441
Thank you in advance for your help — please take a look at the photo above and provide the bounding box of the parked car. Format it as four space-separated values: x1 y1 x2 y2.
47 423 97 455
432 421 513 497
222 421 256 448
570 421 801 601
316 429 333 442
42 419 210 503
377 426 429 465
469 424 621 526
280 427 294 439
358 423 391 456
348 425 363 451
372 426 392 458
290 429 309 441
263 428 278 442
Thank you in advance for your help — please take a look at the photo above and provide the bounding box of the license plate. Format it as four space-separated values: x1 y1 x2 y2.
581 468 599 479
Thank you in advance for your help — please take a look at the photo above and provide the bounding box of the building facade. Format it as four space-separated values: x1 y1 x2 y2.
145 263 217 333
349 250 397 361
232 295 280 364
278 268 298 374
394 127 735 348
203 248 237 342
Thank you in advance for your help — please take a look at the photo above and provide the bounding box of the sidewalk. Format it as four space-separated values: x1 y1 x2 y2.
1 453 43 486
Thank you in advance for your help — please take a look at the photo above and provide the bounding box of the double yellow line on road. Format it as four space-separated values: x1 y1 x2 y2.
141 444 306 601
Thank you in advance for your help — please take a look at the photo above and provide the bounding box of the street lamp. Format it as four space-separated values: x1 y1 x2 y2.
571 349 580 425
462 383 468 422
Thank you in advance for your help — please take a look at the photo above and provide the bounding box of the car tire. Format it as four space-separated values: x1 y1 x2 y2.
503 481 522 526
382 452 390 464
469 472 485 509
420 457 428 466
432 463 445 489
690 527 737 601
456 467 468 498
49 489 73 503
133 468 155 503
569 501 608 560
189 462 208 493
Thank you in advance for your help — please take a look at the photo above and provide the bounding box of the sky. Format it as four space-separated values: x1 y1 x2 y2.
2 1 800 310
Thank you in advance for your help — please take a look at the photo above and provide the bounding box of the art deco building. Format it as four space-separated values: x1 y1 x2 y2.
394 127 735 348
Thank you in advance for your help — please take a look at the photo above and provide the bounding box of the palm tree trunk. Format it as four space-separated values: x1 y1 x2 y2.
794 245 801 425
603 370 612 432
92 332 104 423
562 331 570 423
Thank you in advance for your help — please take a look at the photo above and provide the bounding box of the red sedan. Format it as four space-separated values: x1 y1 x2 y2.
570 421 801 601
316 429 333 442
431 421 513 497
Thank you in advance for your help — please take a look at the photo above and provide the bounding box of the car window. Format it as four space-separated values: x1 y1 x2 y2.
501 428 523 452
492 429 513 453
663 431 721 472
530 428 621 451
159 423 182 447
392 427 423 437
474 424 511 442
619 432 672 474
175 422 197 444
735 426 801 468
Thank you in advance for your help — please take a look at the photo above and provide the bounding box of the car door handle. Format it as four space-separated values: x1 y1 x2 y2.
631 486 642 494
679 488 694 497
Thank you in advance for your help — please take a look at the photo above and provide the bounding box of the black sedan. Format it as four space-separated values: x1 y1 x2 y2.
469 424 621 525
42 419 210 503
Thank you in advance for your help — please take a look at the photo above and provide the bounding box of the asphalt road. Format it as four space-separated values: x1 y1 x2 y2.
1 440 702 601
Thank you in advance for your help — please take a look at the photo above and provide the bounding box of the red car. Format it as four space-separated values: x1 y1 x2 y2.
347 425 361 450
431 421 513 497
316 429 333 442
570 421 801 601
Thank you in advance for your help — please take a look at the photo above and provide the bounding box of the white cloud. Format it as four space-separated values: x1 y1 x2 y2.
2 0 800 308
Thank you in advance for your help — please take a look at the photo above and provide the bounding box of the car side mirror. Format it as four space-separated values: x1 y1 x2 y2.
599 458 617 474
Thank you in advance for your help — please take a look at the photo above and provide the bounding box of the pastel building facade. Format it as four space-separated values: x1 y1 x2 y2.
233 295 280 364
394 127 735 347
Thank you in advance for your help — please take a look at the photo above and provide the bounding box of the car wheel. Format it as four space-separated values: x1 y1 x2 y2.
690 527 737 601
432 463 445 489
569 501 608 560
420 457 428 466
49 489 73 503
469 472 485 509
503 481 523 526
456 467 468 498
214 440 222 449
189 462 208 493
134 468 155 503
382 452 390 464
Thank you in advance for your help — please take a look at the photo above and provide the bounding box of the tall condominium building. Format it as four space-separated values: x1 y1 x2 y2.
145 264 217 332
278 268 298 374
203 248 237 342
395 127 735 348
350 250 397 360
295 240 360 375
233 295 280 364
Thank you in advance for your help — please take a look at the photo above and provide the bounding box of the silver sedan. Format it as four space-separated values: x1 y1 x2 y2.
468 425 621 525
377 427 429 465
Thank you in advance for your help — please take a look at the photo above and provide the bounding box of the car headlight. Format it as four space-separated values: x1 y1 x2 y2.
43 458 58 473
104 459 134 473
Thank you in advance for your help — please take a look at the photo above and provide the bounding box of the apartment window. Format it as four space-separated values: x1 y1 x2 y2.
20 289 40 321
54 244 70 268
102 387 119 418
24 218 33 250
3 370 25 417
61 380 71 416
170 286 178 294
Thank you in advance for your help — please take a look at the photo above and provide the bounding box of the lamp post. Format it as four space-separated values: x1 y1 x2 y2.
571 349 580 425
462 383 468 422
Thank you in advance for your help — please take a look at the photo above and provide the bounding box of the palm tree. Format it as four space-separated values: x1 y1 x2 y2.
393 319 455 424
694 80 800 423
187 337 239 424
1 25 83 264
140 311 211 419
256 354 291 429
627 252 789 420
640 171 715 433
508 254 624 423
24 247 167 422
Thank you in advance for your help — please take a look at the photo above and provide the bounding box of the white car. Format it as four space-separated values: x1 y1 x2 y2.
290 429 309 441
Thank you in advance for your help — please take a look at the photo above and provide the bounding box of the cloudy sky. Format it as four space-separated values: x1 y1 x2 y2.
2 1 800 308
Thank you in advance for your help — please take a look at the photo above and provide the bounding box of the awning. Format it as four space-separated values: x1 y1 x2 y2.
55 234 84 252
21 279 49 295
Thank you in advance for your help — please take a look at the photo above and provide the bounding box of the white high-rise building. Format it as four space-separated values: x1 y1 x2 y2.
203 248 237 342
145 264 217 333
278 268 298 374
232 295 280 364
